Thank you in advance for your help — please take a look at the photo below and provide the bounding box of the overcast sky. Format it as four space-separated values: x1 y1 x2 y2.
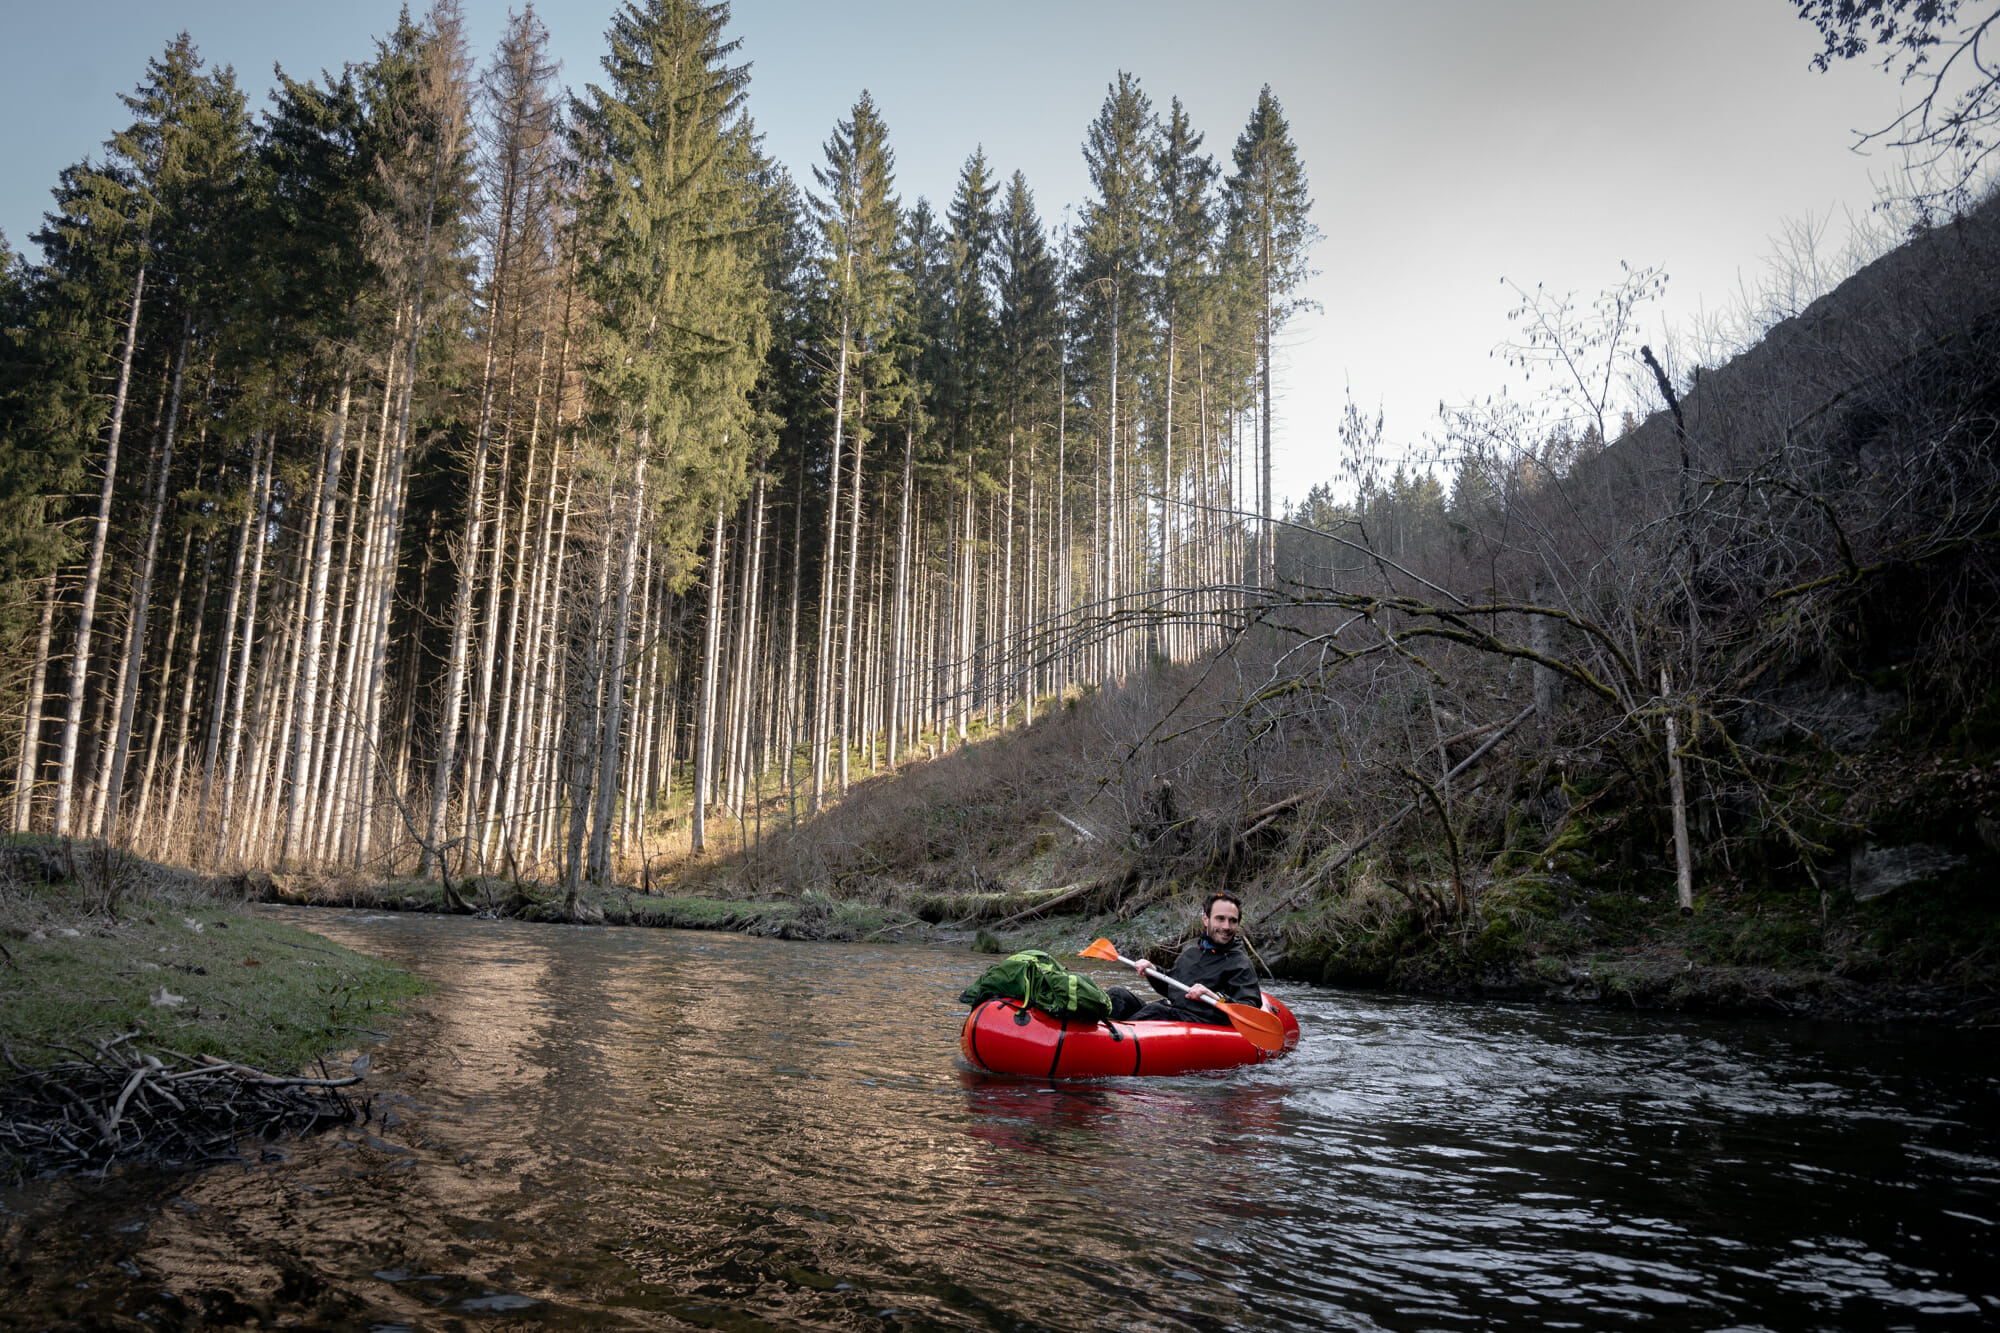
3 1 1919 506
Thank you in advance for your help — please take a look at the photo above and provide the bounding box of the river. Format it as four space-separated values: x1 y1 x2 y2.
4 909 1997 1330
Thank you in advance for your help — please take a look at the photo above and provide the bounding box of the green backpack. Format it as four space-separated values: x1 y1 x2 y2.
958 949 1113 1021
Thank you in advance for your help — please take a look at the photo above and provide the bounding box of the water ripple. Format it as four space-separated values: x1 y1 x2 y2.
3 910 1995 1331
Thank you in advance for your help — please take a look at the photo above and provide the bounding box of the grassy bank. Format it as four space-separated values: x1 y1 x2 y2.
1 839 423 1079
11 688 1993 1037
251 866 924 940
196 685 1995 1025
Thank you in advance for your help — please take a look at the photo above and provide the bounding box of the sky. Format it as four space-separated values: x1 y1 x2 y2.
2 0 1923 508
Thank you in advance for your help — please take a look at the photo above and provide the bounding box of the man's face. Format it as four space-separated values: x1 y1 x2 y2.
1203 899 1240 948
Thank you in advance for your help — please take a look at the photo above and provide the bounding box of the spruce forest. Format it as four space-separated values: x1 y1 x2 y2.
0 1 1313 903
4 0 1997 1016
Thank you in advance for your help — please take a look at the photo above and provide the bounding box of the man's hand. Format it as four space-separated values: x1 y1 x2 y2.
1184 984 1216 1006
1132 958 1154 978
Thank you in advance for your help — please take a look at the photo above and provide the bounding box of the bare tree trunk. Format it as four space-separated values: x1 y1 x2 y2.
813 306 851 812
354 339 414 869
560 570 605 908
632 543 662 848
305 393 373 862
1107 282 1121 679
1196 349 1210 652
1259 246 1274 588
383 50 465 875
716 518 745 812
982 485 996 730
509 251 576 869
241 533 309 861
537 458 579 867
481 266 562 865
1002 418 1017 725
1056 350 1068 700
506 440 566 869
959 464 975 741
838 390 867 795
692 499 727 854
215 437 275 865
326 350 396 863
1022 425 1035 725
1657 667 1697 912
131 520 194 844
424 368 503 876
618 541 652 853
55 263 147 834
888 421 913 767
158 534 213 847
13 575 58 832
783 465 804 822
462 420 515 873
588 430 648 883
1162 318 1175 661
278 371 351 865
1532 578 1559 739
860 483 885 772
196 441 260 851
102 313 194 843
729 476 767 810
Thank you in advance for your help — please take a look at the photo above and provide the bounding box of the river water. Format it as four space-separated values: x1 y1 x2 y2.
5 909 1997 1331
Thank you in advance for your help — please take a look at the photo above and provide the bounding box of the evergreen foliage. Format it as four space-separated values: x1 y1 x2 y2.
0 8 1316 886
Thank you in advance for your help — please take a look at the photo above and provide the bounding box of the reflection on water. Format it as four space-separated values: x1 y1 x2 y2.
3 909 1997 1330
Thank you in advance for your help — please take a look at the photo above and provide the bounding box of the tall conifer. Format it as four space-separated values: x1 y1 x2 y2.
1151 97 1216 627
571 0 767 884
1076 74 1155 673
806 92 901 807
1224 85 1319 587
996 171 1057 719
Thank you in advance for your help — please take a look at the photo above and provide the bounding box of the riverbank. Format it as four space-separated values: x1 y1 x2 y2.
0 839 424 1180
233 802 2000 1026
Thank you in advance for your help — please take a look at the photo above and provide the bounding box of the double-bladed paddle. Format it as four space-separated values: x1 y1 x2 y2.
1079 937 1285 1053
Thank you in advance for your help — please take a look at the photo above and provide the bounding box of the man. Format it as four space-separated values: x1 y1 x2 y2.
1106 892 1261 1024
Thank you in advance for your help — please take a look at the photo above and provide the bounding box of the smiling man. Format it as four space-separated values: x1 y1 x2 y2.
1106 892 1262 1025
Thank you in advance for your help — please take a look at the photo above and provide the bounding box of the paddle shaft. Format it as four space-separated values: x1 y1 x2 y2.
1079 935 1286 1053
1102 948 1225 1010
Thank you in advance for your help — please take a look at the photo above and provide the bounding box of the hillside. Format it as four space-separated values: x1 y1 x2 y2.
683 199 2000 1023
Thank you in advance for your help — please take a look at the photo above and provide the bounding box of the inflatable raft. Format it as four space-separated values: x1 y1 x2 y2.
959 994 1299 1078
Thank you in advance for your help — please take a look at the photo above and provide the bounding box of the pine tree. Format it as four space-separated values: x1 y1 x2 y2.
572 0 768 887
434 5 564 874
1224 85 1319 588
995 170 1058 720
1076 73 1156 676
35 38 205 834
892 196 951 762
1150 97 1216 645
944 149 999 461
806 91 902 808
99 41 254 845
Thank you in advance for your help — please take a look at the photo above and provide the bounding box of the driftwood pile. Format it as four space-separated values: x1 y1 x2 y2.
1 1031 366 1181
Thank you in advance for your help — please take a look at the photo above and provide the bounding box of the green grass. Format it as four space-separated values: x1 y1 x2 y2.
1 908 423 1077
2 837 424 1079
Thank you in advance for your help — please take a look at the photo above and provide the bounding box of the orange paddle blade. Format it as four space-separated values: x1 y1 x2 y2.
1078 937 1121 962
1219 1001 1287 1053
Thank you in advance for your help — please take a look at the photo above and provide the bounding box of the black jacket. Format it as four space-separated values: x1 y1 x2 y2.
1145 936 1260 1022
